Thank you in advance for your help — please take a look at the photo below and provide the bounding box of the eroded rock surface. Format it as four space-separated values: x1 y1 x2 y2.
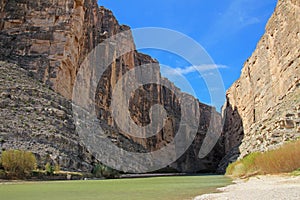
0 1 223 172
0 61 94 171
220 0 300 172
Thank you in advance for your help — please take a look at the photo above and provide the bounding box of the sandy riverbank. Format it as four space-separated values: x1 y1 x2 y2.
194 175 300 200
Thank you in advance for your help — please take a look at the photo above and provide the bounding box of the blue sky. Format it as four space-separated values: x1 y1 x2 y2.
98 0 277 110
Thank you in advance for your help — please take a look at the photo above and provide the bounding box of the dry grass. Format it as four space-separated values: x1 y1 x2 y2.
226 140 300 178
256 140 300 174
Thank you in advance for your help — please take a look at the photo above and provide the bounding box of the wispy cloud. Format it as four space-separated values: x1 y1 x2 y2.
224 0 263 27
201 0 273 46
162 64 227 76
241 17 260 27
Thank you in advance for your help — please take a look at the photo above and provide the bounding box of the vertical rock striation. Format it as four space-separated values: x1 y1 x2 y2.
220 0 300 171
0 1 223 172
0 0 110 99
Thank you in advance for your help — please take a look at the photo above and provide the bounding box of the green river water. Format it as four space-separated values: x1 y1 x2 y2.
0 175 232 200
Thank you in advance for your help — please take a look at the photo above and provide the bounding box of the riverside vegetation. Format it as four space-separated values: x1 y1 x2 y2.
0 149 118 180
0 150 36 178
226 139 300 178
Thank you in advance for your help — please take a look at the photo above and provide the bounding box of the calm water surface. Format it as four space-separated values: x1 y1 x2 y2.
0 175 232 200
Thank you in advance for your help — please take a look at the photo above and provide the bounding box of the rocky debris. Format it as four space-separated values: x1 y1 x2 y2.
220 0 300 171
0 1 223 172
194 175 300 200
0 61 95 171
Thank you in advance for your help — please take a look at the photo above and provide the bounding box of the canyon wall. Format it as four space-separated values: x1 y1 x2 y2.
0 0 222 172
0 61 95 171
0 0 113 99
220 0 300 171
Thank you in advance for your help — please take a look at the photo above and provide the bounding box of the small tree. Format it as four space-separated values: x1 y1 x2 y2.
1 150 37 178
45 162 54 175
54 164 60 172
45 162 60 175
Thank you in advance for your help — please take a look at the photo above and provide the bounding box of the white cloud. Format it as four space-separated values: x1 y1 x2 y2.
224 0 263 29
162 64 228 76
201 0 273 46
242 17 260 26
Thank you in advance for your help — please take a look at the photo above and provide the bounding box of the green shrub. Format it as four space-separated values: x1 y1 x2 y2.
45 162 54 175
291 168 300 176
92 164 103 178
0 169 6 178
44 162 60 175
225 162 235 175
101 165 119 179
226 152 261 177
1 150 37 178
92 164 119 179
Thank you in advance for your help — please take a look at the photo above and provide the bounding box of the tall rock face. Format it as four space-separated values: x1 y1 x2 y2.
0 0 112 172
0 0 94 99
220 0 300 170
0 0 223 172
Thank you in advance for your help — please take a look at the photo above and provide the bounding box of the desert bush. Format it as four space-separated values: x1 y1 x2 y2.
92 164 103 178
45 162 54 175
54 164 60 172
92 164 119 178
102 165 119 178
1 150 37 178
226 140 300 178
45 162 60 175
291 168 300 176
226 152 261 177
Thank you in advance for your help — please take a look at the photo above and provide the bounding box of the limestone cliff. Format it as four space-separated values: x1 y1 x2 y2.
0 0 222 172
220 0 300 172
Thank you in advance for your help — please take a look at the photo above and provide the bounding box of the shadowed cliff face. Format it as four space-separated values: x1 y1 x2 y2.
221 0 300 171
217 98 243 173
0 1 223 172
